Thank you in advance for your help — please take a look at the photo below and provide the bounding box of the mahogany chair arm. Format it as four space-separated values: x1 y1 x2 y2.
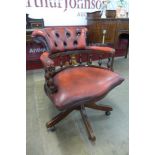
85 45 115 54
40 52 58 94
46 47 115 72
40 52 55 68
85 46 115 71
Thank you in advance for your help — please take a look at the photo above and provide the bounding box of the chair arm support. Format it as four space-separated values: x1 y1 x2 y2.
40 52 58 94
85 46 115 71
85 46 115 54
40 52 54 68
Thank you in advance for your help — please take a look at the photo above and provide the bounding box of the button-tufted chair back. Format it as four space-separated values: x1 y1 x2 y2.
32 27 87 54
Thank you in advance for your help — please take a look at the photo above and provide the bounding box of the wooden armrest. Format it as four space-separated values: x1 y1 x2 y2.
85 46 115 54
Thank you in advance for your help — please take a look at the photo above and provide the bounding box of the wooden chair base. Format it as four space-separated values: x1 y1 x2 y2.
46 102 112 141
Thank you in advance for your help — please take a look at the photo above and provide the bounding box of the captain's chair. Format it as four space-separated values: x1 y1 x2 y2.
32 27 124 141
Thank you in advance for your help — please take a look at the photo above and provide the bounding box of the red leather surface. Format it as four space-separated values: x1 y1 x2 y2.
86 46 115 54
40 52 54 67
32 27 87 53
49 66 124 110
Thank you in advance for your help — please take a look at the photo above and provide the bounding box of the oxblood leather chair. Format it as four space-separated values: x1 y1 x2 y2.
32 27 124 141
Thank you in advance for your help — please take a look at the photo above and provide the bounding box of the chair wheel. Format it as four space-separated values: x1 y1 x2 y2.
47 126 56 132
105 111 111 116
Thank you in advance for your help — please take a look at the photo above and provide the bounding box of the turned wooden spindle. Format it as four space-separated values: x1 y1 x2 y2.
60 56 63 68
98 55 103 66
87 54 92 65
79 54 82 64
70 55 77 65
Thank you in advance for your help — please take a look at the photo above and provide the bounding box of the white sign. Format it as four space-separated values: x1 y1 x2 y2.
26 0 129 26
26 0 103 26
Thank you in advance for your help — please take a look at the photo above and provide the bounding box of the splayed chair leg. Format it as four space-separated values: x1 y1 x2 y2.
46 109 73 128
80 104 96 141
85 102 113 112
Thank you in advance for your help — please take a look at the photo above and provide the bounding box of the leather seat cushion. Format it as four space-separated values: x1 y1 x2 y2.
49 66 124 110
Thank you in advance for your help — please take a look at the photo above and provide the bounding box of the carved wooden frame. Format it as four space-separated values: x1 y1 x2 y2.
44 49 115 94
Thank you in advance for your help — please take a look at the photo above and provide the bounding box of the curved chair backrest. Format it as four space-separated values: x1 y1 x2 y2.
32 27 87 54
